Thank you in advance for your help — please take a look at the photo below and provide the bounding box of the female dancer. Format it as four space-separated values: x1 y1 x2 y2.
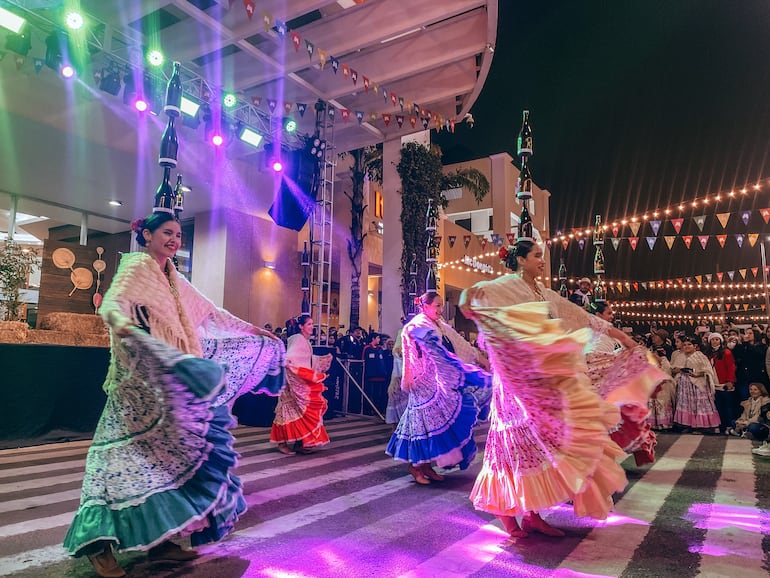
460 240 656 538
385 328 409 429
271 315 332 455
386 291 490 484
64 212 280 577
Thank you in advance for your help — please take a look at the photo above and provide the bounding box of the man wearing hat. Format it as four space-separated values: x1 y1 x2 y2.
650 329 673 360
569 277 594 308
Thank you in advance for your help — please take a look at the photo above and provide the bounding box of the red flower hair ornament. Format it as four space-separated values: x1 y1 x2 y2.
130 218 145 233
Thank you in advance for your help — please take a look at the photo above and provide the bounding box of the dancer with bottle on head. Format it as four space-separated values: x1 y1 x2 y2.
460 240 663 538
64 212 283 578
386 289 491 485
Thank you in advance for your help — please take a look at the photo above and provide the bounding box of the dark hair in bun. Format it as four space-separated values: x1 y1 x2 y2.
503 240 536 271
133 212 177 247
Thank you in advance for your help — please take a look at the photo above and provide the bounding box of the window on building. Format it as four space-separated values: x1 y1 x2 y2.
374 190 384 218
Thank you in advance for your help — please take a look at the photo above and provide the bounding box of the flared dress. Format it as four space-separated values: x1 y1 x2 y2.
270 334 331 448
385 313 491 470
462 301 628 520
64 252 283 556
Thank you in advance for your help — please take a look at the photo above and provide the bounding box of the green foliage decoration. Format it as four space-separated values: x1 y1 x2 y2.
0 240 38 321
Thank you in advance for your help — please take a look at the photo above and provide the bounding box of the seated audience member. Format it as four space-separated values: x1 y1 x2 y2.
730 382 770 438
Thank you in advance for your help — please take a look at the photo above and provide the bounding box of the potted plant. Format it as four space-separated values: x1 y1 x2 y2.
0 240 38 321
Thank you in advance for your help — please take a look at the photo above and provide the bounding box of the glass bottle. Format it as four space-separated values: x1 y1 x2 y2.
301 291 310 315
301 241 310 266
425 199 437 232
594 277 605 302
593 215 604 246
164 61 182 117
516 157 533 200
559 281 569 299
425 265 438 292
558 257 567 283
173 174 184 216
301 268 310 291
517 110 533 158
426 236 438 263
594 245 605 275
518 201 533 240
159 116 178 168
154 167 175 214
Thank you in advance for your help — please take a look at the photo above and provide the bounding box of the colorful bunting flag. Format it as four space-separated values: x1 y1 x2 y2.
716 234 726 247
290 30 301 51
735 234 745 248
741 210 751 226
762 208 770 224
629 222 641 237
611 238 621 250
694 215 707 232
682 235 693 249
717 213 730 228
646 237 657 250
664 236 676 249
749 233 759 247
649 220 662 236
671 218 684 234
629 237 639 250
463 235 471 249
448 235 456 248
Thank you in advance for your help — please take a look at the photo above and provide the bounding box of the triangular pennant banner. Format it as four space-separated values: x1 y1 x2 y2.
562 240 569 250
717 213 730 229
629 237 639 251
749 233 759 247
317 49 328 69
395 115 404 128
752 267 759 278
695 275 702 284
244 0 256 20
306 40 315 59
480 237 488 250
612 224 620 237
646 237 657 250
705 274 712 282
506 233 516 245
761 208 770 224
463 235 471 249
33 58 44 74
633 282 639 292
448 235 456 248
649 220 662 236
717 272 723 282
694 215 707 232
290 30 301 51
611 238 621 251
641 282 648 290
739 268 747 279
735 234 745 248
664 236 676 249
741 210 751 226
267 99 277 114
671 218 684 234
629 222 641 237
382 113 391 126
708 303 713 311
716 234 727 247
728 270 735 280
682 235 693 249
355 111 365 124
578 238 585 250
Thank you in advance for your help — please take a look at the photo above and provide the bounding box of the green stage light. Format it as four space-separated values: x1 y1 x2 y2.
181 96 200 118
64 12 84 30
223 93 237 108
147 49 164 67
0 6 25 34
283 117 297 133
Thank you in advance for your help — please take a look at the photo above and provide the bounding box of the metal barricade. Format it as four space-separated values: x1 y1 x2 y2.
335 358 385 421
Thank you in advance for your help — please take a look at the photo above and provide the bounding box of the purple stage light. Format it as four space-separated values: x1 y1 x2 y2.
134 99 148 112
211 134 224 147
60 64 75 78
271 159 284 172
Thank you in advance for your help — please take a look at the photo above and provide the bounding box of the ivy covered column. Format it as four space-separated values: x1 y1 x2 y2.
381 137 403 340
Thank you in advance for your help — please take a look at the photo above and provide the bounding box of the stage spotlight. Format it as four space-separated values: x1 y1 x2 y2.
64 11 84 30
5 27 31 56
308 135 327 159
263 143 282 171
146 49 164 67
238 126 263 148
60 64 76 78
271 159 284 172
283 116 297 133
45 32 63 71
134 99 148 112
181 96 201 129
223 93 237 108
99 65 122 95
0 6 25 34
211 133 224 147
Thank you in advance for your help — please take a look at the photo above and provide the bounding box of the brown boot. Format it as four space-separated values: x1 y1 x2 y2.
148 541 199 562
407 464 431 485
87 545 125 578
420 463 445 481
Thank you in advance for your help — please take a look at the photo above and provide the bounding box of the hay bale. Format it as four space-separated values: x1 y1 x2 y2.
26 330 80 346
79 334 110 348
39 312 107 334
0 321 29 343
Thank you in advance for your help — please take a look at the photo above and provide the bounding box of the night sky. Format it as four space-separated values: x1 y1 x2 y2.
436 0 770 287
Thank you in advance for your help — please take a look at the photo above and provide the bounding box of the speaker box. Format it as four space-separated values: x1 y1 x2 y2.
268 149 319 231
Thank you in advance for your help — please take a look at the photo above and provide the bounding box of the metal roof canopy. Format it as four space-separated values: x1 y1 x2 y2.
0 0 497 228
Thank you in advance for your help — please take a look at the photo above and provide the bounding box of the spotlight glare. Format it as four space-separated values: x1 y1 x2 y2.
134 99 148 112
0 7 25 34
223 93 237 108
211 134 224 147
60 64 76 78
108 200 123 207
271 160 284 172
147 50 164 67
64 11 84 30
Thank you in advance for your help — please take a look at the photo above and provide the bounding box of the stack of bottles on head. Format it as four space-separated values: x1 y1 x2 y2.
515 110 534 241
154 61 187 219
425 199 439 292
593 214 605 302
